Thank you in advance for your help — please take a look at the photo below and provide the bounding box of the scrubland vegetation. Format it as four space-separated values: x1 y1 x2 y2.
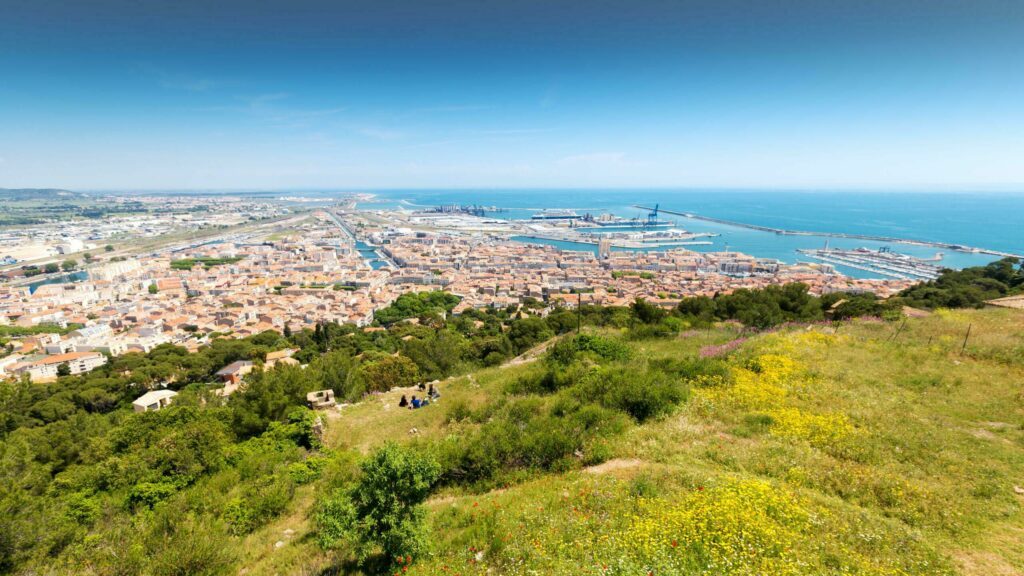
898 257 1024 309
1 263 1023 575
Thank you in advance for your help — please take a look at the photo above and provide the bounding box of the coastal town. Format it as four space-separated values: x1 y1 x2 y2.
5 2 1024 573
0 196 920 382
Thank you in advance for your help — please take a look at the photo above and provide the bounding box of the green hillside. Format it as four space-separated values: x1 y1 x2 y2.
255 308 1024 576
2 291 1022 575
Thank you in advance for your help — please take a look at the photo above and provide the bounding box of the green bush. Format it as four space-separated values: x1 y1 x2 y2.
314 489 356 550
148 516 235 576
628 319 682 339
649 356 732 382
127 481 178 509
444 398 474 423
353 353 421 393
508 361 593 395
223 475 295 535
63 491 101 525
374 291 461 325
343 443 440 564
581 366 688 422
546 334 630 365
439 397 627 486
288 455 328 484
897 257 1023 309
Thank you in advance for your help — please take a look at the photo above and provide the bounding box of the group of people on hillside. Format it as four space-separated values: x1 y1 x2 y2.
398 382 440 410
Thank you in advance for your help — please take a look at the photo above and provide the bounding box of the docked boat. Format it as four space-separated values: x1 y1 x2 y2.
531 209 580 220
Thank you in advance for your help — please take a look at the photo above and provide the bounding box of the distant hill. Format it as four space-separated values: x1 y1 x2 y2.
0 188 88 201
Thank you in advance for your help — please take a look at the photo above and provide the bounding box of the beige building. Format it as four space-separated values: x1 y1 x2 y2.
9 351 107 381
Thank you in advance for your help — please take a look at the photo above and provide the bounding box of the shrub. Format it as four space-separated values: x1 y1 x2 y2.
127 481 178 510
508 361 593 395
897 257 1023 309
354 354 421 393
374 291 461 325
650 356 732 382
483 351 507 366
631 298 666 323
63 491 101 524
584 366 688 422
148 516 235 576
443 399 474 423
628 320 682 340
347 443 440 563
439 397 628 486
508 317 555 353
314 489 356 550
288 455 328 484
223 475 295 535
547 334 630 365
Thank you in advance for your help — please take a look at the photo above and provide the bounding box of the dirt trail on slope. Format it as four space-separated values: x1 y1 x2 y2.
583 458 644 475
505 337 559 367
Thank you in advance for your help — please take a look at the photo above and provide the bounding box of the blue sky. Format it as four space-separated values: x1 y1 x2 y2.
1 0 1023 190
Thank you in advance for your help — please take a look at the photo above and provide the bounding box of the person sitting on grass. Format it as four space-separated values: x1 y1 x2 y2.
428 384 440 399
398 395 408 408
411 396 421 409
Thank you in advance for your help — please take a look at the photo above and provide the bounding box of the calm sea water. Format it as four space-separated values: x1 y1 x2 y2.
350 189 1022 279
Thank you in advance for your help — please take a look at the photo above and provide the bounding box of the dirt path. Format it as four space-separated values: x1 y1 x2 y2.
505 336 559 367
583 458 644 475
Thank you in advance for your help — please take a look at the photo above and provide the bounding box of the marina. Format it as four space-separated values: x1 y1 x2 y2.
516 233 714 249
797 246 945 280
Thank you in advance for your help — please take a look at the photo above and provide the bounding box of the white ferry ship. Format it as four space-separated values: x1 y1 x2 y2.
531 209 580 220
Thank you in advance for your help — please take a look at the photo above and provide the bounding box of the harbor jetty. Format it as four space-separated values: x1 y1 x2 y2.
633 205 1023 259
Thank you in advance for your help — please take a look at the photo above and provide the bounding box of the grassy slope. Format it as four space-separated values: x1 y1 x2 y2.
244 308 1024 576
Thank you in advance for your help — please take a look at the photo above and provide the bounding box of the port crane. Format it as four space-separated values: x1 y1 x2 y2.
646 204 660 227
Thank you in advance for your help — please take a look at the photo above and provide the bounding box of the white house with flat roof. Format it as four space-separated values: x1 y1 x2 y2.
132 389 178 413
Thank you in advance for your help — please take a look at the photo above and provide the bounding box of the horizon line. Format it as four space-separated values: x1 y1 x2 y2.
7 184 1024 195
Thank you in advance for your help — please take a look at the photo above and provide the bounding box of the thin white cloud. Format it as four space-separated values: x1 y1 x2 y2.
406 128 553 149
466 128 554 136
358 127 407 141
557 152 628 165
192 93 345 130
415 104 495 113
140 64 220 92
159 76 216 92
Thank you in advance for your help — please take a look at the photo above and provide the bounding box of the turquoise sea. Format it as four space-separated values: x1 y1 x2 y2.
348 189 1022 279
